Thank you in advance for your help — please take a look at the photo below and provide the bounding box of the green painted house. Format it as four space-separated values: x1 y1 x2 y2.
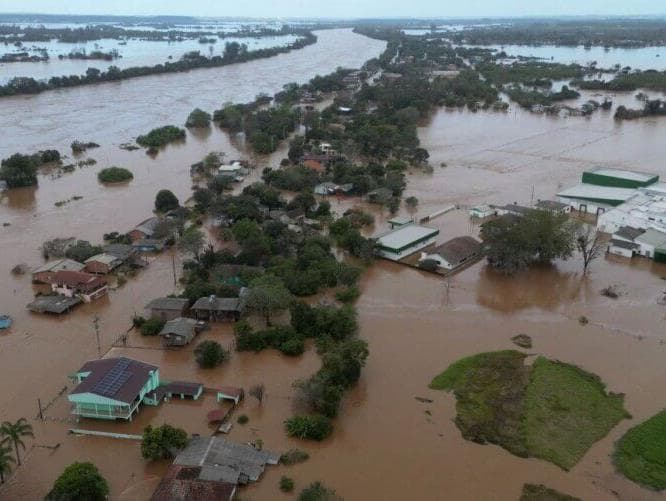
68 357 161 421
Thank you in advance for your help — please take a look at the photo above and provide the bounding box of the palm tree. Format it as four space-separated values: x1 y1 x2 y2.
1 418 33 466
0 444 14 483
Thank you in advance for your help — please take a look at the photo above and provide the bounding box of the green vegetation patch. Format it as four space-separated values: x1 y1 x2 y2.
136 125 186 148
614 410 666 490
430 351 629 470
520 483 580 501
97 166 133 183
525 357 629 470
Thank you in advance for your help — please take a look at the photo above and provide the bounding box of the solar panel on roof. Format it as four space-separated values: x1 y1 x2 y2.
91 359 133 397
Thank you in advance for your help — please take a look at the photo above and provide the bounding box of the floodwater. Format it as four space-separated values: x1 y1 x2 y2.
3 27 666 500
0 34 301 85
483 43 666 71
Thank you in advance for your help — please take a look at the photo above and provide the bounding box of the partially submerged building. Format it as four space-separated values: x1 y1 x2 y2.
68 357 160 421
27 295 82 315
419 236 483 271
635 228 666 259
158 317 202 346
145 297 190 322
49 270 108 302
32 259 85 284
191 296 242 322
375 224 439 261
581 167 659 189
128 217 161 242
597 191 666 234
84 253 123 274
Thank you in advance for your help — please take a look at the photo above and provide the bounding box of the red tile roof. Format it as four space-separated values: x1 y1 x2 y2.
151 465 236 501
51 270 106 290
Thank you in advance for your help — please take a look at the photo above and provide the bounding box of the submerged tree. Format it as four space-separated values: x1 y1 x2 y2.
242 275 293 326
0 444 14 484
141 424 188 461
576 226 604 273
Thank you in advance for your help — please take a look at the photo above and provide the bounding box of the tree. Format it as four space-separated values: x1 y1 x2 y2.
0 444 14 484
0 418 33 466
576 225 604 273
242 275 293 326
249 383 265 404
178 227 205 260
405 196 419 208
46 462 109 501
298 481 339 501
194 340 229 368
0 153 38 188
141 424 188 460
185 108 212 128
154 189 179 213
285 415 332 441
481 210 575 274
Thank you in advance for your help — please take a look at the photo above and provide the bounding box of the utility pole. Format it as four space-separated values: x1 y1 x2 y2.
171 252 177 288
37 398 43 420
92 315 101 359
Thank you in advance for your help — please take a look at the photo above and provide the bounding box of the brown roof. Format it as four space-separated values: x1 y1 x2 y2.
151 465 236 501
51 270 106 290
428 237 482 266
303 159 325 173
71 357 158 405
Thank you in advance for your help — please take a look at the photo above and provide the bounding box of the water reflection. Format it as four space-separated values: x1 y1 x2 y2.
0 185 37 210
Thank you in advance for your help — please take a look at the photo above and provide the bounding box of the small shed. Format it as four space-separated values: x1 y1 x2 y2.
608 239 638 258
158 317 200 346
191 296 241 322
535 200 570 214
146 297 189 322
387 216 413 229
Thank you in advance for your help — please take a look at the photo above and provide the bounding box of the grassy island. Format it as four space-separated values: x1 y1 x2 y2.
136 126 186 148
430 350 629 470
614 410 666 490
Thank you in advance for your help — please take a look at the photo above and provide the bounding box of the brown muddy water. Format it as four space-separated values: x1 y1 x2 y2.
2 31 666 499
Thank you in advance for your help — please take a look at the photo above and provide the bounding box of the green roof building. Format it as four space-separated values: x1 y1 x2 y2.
581 168 659 189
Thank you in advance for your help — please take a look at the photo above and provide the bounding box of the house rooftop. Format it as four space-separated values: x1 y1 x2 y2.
191 296 241 312
609 239 639 250
134 217 161 236
174 436 279 484
71 357 158 405
535 200 569 211
27 295 81 314
146 297 189 311
151 465 236 501
614 226 645 241
428 236 482 264
85 253 121 266
557 184 637 203
50 270 106 288
388 216 414 226
159 317 198 339
32 258 85 275
376 224 439 252
585 167 657 183
635 228 666 247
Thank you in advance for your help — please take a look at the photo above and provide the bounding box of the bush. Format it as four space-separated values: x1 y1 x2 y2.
132 315 146 328
194 340 229 368
298 481 338 501
141 318 165 336
155 189 179 213
280 336 306 356
285 415 332 441
141 424 188 460
280 476 295 493
335 287 360 303
46 462 109 501
136 125 186 148
237 414 249 425
0 153 38 188
185 108 212 128
280 448 310 465
97 166 133 183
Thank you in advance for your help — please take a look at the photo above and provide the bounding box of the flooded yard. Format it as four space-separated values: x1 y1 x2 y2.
2 27 666 500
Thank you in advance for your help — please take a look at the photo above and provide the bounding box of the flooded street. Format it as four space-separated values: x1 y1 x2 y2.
2 27 666 500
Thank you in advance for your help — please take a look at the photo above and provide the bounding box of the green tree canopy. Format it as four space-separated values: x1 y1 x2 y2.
242 274 293 325
0 153 38 188
141 424 188 461
194 340 229 368
46 462 109 501
154 189 179 213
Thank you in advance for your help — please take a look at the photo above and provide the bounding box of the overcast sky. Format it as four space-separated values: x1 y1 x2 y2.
0 0 662 19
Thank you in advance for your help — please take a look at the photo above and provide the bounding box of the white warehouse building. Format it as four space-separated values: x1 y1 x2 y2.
597 191 666 234
374 224 439 261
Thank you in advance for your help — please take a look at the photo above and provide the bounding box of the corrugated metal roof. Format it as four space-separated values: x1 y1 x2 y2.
146 297 189 311
586 167 657 183
376 224 439 251
557 184 637 202
636 228 666 247
32 259 85 274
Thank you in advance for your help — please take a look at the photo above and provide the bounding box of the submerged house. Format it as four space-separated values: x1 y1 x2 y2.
49 270 108 302
146 297 190 322
128 217 161 242
419 236 483 271
158 317 201 347
68 357 160 421
32 259 85 284
84 253 123 274
191 295 242 322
